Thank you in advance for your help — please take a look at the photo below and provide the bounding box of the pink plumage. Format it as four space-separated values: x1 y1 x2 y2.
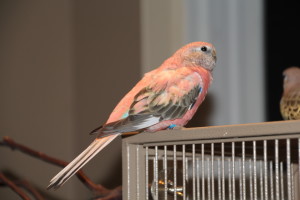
48 41 217 189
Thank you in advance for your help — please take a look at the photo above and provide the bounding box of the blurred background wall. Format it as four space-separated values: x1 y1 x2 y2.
141 0 264 126
0 1 76 199
0 1 140 199
0 0 269 199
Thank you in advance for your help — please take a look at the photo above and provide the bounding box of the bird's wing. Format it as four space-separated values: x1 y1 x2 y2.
280 90 300 120
97 72 203 138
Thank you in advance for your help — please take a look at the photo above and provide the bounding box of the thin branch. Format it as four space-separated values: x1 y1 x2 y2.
94 186 122 200
0 173 31 200
0 136 110 195
15 180 45 200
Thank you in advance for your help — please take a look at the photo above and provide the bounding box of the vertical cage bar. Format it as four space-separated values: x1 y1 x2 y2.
202 144 205 200
242 142 246 200
280 162 284 199
260 161 264 200
270 161 274 200
253 141 257 200
218 159 221 200
127 145 131 200
291 164 295 200
299 138 300 195
221 143 225 200
239 159 243 200
287 139 292 200
264 140 268 200
182 145 186 200
197 157 200 200
207 157 211 200
186 158 189 181
164 146 168 200
174 145 177 200
154 146 158 200
145 146 149 200
228 158 232 200
212 143 215 200
193 144 196 200
275 140 280 200
136 145 140 199
250 159 253 200
232 142 236 200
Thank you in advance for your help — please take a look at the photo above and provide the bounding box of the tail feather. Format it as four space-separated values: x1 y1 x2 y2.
47 134 119 190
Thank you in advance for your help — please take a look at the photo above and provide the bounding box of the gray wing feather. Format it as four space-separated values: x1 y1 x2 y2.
96 85 201 138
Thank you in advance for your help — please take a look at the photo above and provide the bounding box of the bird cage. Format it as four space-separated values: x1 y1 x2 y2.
122 120 300 200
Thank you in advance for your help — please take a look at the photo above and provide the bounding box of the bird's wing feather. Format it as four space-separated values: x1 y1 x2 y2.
97 72 203 138
47 134 119 189
280 90 300 120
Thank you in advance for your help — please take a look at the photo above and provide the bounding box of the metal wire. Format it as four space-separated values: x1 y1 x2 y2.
275 140 280 200
264 140 268 200
260 160 264 200
202 144 205 200
196 157 200 200
193 144 196 200
154 146 158 200
128 145 131 200
253 141 257 200
211 143 215 200
299 138 300 197
249 159 253 200
182 145 186 200
280 162 284 199
270 161 274 200
287 139 292 200
291 164 295 200
232 142 236 200
221 143 225 200
174 145 177 200
207 157 211 200
141 136 300 200
242 142 246 200
136 145 140 200
239 159 243 200
228 158 232 200
145 146 149 200
218 159 221 200
164 145 167 200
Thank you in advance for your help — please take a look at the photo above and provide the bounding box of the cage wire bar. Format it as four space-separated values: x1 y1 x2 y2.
122 120 300 200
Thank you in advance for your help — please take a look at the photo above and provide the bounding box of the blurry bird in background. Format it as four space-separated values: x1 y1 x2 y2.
280 66 300 120
47 41 217 189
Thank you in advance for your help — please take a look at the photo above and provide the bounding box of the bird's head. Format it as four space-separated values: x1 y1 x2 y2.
282 66 300 92
178 41 217 71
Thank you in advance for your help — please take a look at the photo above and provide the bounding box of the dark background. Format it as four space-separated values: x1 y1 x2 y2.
265 1 300 121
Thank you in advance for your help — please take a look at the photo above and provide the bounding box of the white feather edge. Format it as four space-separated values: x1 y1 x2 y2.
48 134 120 189
132 116 160 129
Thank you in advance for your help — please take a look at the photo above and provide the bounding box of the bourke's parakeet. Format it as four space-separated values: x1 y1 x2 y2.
280 66 300 120
48 41 217 189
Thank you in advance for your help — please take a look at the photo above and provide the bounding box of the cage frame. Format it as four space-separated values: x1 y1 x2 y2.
122 120 300 200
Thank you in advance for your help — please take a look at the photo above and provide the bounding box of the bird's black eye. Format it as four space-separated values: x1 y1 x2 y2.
201 46 207 52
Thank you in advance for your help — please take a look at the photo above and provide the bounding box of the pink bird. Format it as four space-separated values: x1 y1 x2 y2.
48 41 217 189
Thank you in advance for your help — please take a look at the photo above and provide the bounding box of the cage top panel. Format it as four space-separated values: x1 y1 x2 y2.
122 120 300 145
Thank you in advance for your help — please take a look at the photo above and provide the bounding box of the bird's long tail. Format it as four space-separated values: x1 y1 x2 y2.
47 134 119 190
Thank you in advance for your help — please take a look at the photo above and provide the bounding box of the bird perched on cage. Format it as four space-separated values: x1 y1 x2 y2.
280 66 300 120
48 41 217 189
